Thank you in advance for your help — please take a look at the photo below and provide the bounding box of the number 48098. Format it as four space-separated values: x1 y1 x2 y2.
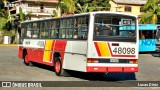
113 47 135 54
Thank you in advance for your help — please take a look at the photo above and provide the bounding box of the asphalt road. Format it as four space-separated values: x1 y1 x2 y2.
0 46 160 90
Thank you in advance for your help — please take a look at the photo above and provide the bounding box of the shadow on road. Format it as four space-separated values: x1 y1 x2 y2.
30 62 136 81
139 52 160 57
67 71 136 81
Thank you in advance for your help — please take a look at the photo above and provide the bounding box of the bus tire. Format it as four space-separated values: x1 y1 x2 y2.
23 52 30 66
54 57 63 76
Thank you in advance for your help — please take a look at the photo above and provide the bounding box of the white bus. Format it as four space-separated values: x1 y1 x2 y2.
18 11 139 76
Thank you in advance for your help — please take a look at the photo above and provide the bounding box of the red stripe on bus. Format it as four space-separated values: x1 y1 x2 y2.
54 40 67 63
107 43 135 57
94 42 101 56
123 67 138 72
86 66 138 72
108 67 123 72
86 66 107 72
18 46 23 59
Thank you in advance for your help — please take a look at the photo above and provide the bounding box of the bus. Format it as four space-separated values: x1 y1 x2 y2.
139 24 160 52
120 24 157 52
18 11 139 76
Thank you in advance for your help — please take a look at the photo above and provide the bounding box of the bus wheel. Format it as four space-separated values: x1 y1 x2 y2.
54 57 63 76
54 57 71 76
24 52 30 66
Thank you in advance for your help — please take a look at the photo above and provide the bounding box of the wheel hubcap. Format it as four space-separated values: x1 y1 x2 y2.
55 61 60 73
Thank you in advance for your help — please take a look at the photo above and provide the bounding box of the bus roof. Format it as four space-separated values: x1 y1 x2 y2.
21 11 138 24
138 24 160 30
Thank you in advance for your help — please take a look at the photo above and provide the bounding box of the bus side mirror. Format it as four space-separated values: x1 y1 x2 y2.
156 30 160 42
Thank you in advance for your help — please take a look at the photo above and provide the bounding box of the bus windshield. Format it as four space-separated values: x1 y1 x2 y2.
93 14 137 42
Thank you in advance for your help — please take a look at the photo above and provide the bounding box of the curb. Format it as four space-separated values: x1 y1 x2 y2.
0 44 18 46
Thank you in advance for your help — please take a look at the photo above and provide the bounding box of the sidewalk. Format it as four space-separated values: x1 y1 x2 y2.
0 44 18 46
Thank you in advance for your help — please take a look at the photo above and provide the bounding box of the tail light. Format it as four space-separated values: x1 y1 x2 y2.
130 59 138 64
87 58 98 63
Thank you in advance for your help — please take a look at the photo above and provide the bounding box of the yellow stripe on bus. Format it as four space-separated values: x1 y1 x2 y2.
97 42 111 57
43 40 53 62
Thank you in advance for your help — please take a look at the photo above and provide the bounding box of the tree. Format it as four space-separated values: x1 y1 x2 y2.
0 17 7 31
0 0 4 9
140 0 160 24
76 3 88 13
57 0 76 15
52 10 58 17
74 0 111 13
0 9 8 18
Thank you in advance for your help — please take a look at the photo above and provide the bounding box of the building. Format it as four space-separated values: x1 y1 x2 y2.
9 0 60 20
109 0 147 16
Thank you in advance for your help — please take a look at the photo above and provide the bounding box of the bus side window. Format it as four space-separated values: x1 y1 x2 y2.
80 26 88 39
141 32 145 39
73 18 78 39
76 16 89 39
26 23 32 38
73 31 78 38
145 31 152 39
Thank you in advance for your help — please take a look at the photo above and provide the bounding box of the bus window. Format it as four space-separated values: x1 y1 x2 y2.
73 18 78 39
51 29 58 38
94 14 136 42
31 22 39 38
75 16 89 39
140 30 153 39
32 31 39 38
39 21 49 38
145 31 152 39
66 18 74 38
50 20 59 38
59 19 66 38
26 23 32 38
140 32 145 39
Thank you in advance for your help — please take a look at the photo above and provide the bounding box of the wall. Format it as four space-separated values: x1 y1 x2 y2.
109 0 144 16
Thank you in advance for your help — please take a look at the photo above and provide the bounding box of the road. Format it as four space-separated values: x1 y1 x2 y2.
0 46 160 90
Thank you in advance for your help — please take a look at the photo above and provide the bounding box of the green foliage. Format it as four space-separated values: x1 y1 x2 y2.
140 0 160 24
0 17 7 31
19 7 25 21
19 7 32 21
57 0 110 15
74 0 111 13
53 10 58 17
0 0 4 9
0 9 8 18
58 0 76 14
2 30 13 36
76 3 88 13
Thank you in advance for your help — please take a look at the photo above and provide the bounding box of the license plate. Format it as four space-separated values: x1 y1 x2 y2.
110 58 119 63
